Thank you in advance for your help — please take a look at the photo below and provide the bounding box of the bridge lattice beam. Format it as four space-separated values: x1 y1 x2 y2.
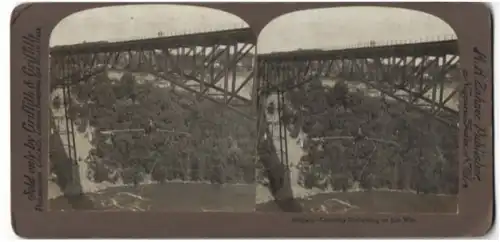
49 34 258 176
50 41 257 119
258 49 461 128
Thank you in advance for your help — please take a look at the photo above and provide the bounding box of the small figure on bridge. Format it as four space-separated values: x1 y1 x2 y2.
144 118 157 135
353 127 366 143
109 132 117 145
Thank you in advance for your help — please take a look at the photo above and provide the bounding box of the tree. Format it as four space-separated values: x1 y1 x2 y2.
281 79 458 194
51 71 258 191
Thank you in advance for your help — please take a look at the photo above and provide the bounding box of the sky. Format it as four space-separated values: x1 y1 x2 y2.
50 4 456 53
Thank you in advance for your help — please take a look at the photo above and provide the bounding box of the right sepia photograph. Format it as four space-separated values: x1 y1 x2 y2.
254 6 461 214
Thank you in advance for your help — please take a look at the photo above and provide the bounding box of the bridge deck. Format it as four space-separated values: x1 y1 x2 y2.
50 28 255 55
259 40 459 62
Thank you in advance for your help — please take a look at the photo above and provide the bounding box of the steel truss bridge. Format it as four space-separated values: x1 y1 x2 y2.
49 27 460 196
257 40 460 168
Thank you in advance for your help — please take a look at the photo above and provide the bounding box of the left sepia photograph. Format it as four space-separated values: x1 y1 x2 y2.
48 4 258 212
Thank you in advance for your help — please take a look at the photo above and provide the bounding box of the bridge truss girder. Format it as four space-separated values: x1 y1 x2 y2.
51 41 256 116
49 38 257 190
258 53 460 128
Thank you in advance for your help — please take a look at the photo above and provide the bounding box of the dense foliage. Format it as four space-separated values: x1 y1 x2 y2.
51 68 459 195
276 78 458 194
56 71 257 185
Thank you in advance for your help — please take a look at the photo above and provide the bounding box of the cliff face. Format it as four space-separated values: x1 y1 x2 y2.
49 107 83 198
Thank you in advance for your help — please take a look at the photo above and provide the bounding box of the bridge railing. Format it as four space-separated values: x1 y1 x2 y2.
52 23 250 50
326 34 458 50
139 23 249 40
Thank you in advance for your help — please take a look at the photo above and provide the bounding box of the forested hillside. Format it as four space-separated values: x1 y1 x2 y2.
277 78 458 194
53 72 257 186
